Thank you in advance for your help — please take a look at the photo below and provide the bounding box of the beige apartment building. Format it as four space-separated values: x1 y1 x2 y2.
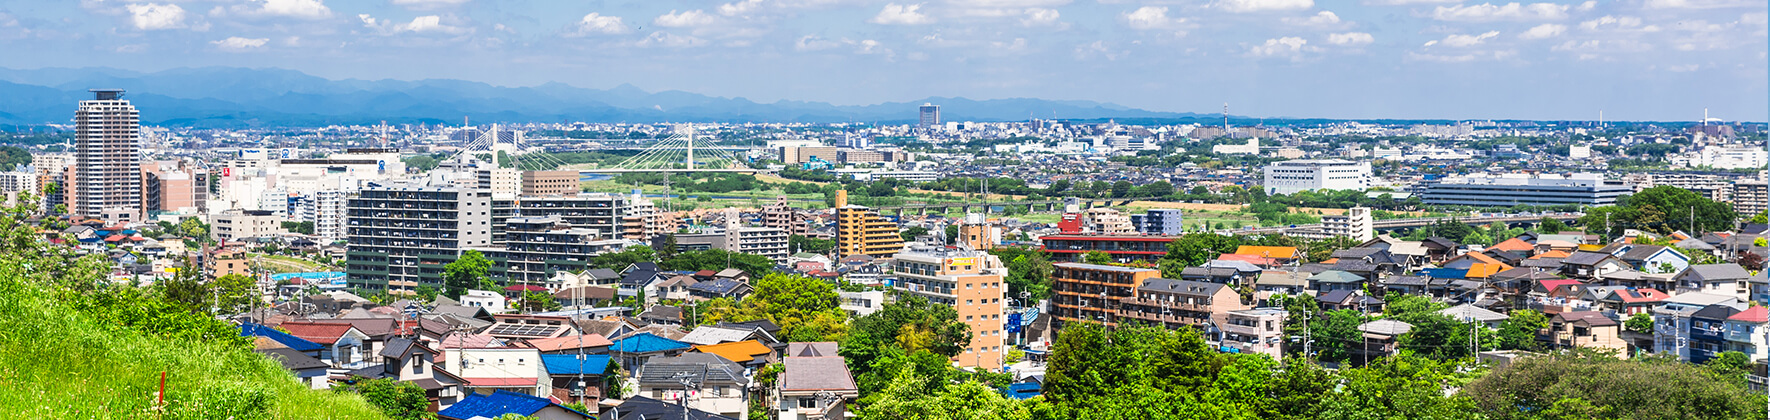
70 89 143 221
835 190 902 258
892 246 1008 370
1051 263 1161 329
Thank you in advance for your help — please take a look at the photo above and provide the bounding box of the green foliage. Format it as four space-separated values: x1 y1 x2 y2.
1312 309 1367 363
1622 312 1653 335
335 377 434 419
0 145 32 169
989 246 1054 301
401 154 440 171
1581 186 1736 238
1703 351 1752 382
522 290 562 312
659 248 775 276
841 294 970 396
860 366 1031 420
1082 250 1113 264
281 221 315 235
1316 356 1483 420
1499 309 1549 351
1161 233 1243 270
1464 350 1766 420
900 226 930 241
590 245 656 271
789 235 835 255
443 249 493 299
1538 217 1569 234
702 273 845 341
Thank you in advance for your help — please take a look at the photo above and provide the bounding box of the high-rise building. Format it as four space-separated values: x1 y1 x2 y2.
891 245 1007 369
1322 207 1374 242
918 103 941 129
516 193 632 239
71 89 143 221
834 190 903 258
486 215 627 286
1129 209 1186 235
1734 181 1768 219
345 185 494 295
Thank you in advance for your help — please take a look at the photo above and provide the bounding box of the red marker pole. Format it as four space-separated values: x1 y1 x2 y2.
158 371 167 406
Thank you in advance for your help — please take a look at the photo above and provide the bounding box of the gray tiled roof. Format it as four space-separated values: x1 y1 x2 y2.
780 357 858 392
1679 264 1751 282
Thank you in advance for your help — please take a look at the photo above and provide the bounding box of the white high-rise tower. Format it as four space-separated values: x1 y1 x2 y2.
71 89 143 221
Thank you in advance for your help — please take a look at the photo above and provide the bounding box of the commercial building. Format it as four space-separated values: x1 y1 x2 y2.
1262 159 1372 195
780 146 839 164
1039 233 1178 263
70 89 143 221
890 246 1006 369
834 191 903 258
521 170 580 196
1422 173 1630 207
918 103 940 129
1050 263 1160 329
345 185 494 295
1130 209 1186 235
211 210 286 243
486 216 626 286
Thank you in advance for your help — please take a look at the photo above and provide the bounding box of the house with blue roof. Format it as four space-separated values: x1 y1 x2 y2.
239 322 324 356
436 389 591 420
541 354 611 406
610 332 693 372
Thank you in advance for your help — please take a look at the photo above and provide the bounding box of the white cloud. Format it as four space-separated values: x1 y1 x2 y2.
655 10 717 27
1326 32 1374 45
1551 39 1653 59
1362 0 1457 4
1431 3 1568 21
1282 11 1341 26
1215 0 1313 13
1518 23 1565 39
1407 49 1517 62
638 31 707 47
399 15 468 34
1248 36 1314 56
224 0 332 19
1579 15 1660 32
795 35 843 51
1644 0 1759 9
1074 40 1127 60
1665 64 1699 71
211 36 268 51
125 3 185 30
1021 8 1064 27
567 13 630 36
871 3 932 25
390 0 469 10
1576 1 1596 11
718 0 763 16
1424 30 1500 47
1124 6 1184 31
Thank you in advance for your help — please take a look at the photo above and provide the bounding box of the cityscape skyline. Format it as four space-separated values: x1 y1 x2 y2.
0 1 1762 121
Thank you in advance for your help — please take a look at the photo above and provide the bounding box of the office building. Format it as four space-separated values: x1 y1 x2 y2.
1050 263 1161 328
890 246 1006 369
1262 159 1372 195
70 89 143 221
345 185 494 295
486 215 626 286
918 103 940 129
1734 180 1767 218
834 190 903 258
838 149 885 164
520 170 579 196
211 210 286 243
780 146 839 164
1422 173 1630 207
1039 233 1178 263
1129 209 1186 235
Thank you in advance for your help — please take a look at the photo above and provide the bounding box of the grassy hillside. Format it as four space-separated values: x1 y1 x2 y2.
0 218 389 419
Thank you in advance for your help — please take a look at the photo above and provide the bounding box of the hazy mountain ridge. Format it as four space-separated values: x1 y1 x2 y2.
0 67 1211 128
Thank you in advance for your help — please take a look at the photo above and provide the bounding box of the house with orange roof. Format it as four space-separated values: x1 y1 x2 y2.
1530 250 1572 260
1490 238 1534 253
1232 246 1300 264
1443 252 1514 279
692 340 776 368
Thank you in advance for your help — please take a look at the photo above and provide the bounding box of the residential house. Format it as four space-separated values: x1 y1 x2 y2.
693 340 777 368
280 321 372 369
600 396 738 420
1439 304 1508 329
839 290 886 316
1116 278 1248 332
541 354 611 407
1378 275 1429 296
618 267 662 298
240 322 324 359
486 314 578 342
257 347 331 390
1674 264 1753 299
1330 248 1407 279
651 274 699 302
525 334 614 355
1654 293 1746 361
1560 251 1629 280
1722 307 1770 364
687 278 754 301
1219 308 1288 360
1180 266 1252 287
553 286 617 308
638 305 684 325
1421 237 1460 263
1316 289 1384 314
1231 246 1301 265
1355 319 1413 360
635 353 751 420
1307 270 1366 292
1608 244 1690 275
1546 311 1626 355
436 390 592 420
1252 270 1307 300
1751 271 1770 306
777 356 859 420
1596 288 1668 316
460 290 509 314
1689 304 1744 364
609 332 694 372
352 337 468 410
447 347 548 396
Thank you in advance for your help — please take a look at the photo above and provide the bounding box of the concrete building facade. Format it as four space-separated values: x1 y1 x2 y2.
70 89 143 221
1262 159 1373 195
345 186 494 295
891 246 1006 369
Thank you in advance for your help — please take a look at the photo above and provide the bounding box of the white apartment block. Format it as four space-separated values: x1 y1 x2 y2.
1262 159 1373 195
1321 207 1374 242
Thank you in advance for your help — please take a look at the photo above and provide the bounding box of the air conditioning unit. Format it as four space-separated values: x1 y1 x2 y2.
569 389 584 397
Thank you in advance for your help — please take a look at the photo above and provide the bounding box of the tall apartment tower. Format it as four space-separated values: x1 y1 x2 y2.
834 190 904 258
71 89 143 221
918 103 941 129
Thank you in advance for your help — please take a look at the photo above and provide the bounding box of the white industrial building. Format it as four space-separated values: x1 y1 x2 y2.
1262 159 1373 195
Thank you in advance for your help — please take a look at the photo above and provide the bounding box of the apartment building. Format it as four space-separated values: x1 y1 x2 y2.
1734 180 1767 218
890 246 1008 369
1129 209 1186 235
476 168 521 199
345 185 494 295
1117 278 1248 332
520 170 579 196
666 226 790 262
1082 208 1135 234
1050 263 1160 328
835 191 902 258
1220 308 1289 360
312 190 349 242
1039 233 1178 263
211 210 286 242
1262 159 1372 195
1422 173 1630 207
761 197 814 238
70 89 143 221
622 197 676 242
1321 207 1374 242
486 216 627 286
516 193 631 239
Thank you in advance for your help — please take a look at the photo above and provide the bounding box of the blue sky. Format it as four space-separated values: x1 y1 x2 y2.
0 0 1763 121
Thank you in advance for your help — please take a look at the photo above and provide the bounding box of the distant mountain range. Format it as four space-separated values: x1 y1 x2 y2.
0 67 1219 128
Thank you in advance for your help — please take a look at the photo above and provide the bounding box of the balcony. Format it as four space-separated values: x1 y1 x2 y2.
1220 323 1262 337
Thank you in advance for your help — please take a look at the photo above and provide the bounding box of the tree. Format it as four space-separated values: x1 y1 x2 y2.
945 224 960 243
859 365 1031 420
1739 252 1765 271
335 376 434 420
1539 217 1568 234
789 235 836 255
660 248 775 276
522 290 561 312
1464 349 1764 420
1623 312 1653 335
1317 356 1480 420
1137 181 1175 198
702 273 844 341
443 250 493 299
1751 213 1769 224
900 226 930 241
657 235 680 260
591 245 656 271
1111 181 1133 198
1497 309 1549 351
990 246 1055 301
1312 309 1366 363
1162 233 1242 268
841 294 970 394
179 217 208 241
1082 250 1113 264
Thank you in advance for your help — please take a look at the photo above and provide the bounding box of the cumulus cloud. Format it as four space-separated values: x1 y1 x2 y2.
1518 23 1565 39
126 3 186 30
1248 36 1317 56
718 0 763 16
223 0 332 19
1423 30 1500 47
1326 32 1374 45
1074 40 1127 60
1431 3 1568 21
655 10 717 27
795 35 843 51
1579 15 1661 32
390 0 469 9
1282 11 1344 27
566 12 630 36
871 3 933 25
1407 49 1518 62
359 14 470 35
1124 6 1184 31
1216 0 1314 13
211 36 268 51
1021 8 1064 27
1644 0 1759 8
